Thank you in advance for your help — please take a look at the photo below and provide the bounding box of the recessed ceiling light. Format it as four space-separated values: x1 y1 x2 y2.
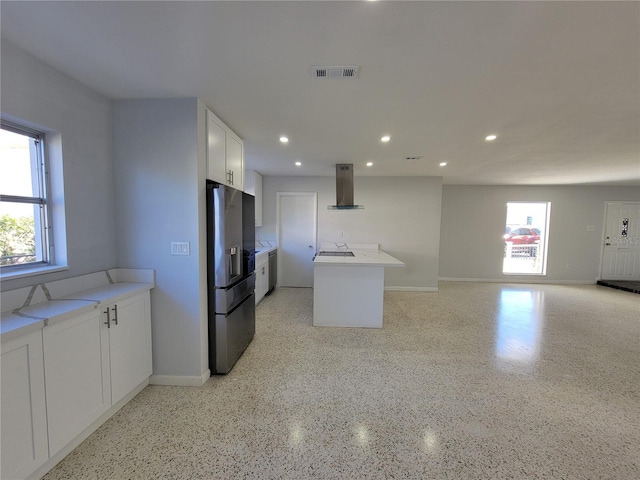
439 162 447 167
366 162 373 167
280 136 289 143
485 134 497 141
295 161 302 166
380 135 391 143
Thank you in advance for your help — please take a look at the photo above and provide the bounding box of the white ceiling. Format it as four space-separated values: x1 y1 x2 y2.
1 1 639 186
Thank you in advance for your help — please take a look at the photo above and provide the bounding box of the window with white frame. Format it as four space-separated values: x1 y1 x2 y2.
0 121 52 269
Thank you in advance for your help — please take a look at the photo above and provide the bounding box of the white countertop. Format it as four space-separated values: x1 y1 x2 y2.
1 270 154 342
256 246 277 257
313 248 405 267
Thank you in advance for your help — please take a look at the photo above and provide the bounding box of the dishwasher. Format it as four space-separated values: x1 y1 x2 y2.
266 250 277 295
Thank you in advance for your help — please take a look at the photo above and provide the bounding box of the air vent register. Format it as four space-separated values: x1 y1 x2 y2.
312 65 360 79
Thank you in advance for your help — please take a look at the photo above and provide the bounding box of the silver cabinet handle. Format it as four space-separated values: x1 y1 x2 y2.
104 308 111 328
112 304 118 326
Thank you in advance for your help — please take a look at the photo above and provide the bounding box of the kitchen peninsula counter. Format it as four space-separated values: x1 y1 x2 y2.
313 244 405 328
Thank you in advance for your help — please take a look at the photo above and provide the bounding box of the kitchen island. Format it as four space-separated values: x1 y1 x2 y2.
313 244 405 328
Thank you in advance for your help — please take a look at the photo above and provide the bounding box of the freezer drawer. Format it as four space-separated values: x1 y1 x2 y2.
214 273 255 314
212 293 256 374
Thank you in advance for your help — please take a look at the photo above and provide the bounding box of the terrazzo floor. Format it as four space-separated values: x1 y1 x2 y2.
43 282 639 479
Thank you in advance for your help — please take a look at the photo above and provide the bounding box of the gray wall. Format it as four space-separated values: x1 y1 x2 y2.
1 40 116 290
439 185 640 282
112 98 208 379
258 176 443 290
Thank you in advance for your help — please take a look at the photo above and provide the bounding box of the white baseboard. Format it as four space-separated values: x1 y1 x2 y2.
384 286 438 292
149 370 210 387
438 277 595 285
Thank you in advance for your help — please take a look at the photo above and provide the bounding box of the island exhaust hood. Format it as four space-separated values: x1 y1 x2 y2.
328 164 364 210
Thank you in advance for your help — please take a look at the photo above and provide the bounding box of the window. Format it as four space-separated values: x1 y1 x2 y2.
0 122 52 270
503 202 550 275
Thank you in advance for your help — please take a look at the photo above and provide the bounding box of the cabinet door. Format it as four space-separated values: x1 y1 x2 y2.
255 172 263 227
261 261 270 297
207 109 227 184
226 131 244 191
244 169 256 195
256 259 269 302
1 330 49 480
43 309 111 456
108 292 152 405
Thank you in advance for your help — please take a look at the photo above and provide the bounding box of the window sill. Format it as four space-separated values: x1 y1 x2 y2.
0 265 70 281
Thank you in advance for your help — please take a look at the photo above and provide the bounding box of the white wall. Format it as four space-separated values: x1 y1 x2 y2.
258 176 443 290
439 185 640 283
1 40 116 290
112 98 208 381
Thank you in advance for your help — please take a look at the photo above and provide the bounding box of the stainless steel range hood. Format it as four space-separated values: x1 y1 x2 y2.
328 164 364 210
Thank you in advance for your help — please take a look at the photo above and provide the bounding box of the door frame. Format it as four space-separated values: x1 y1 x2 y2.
599 201 640 281
276 192 318 287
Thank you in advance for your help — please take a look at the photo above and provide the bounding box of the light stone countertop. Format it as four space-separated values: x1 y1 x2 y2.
313 248 405 267
255 245 277 258
1 270 154 342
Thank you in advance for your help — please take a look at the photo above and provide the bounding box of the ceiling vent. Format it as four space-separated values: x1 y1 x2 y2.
312 65 360 79
404 156 424 161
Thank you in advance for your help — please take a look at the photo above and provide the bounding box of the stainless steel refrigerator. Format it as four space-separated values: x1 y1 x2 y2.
206 180 256 374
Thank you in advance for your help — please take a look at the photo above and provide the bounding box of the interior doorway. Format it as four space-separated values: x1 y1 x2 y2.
600 201 640 281
276 192 317 287
503 202 550 275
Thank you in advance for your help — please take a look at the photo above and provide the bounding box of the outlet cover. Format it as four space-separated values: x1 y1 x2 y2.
586 226 595 231
171 242 190 255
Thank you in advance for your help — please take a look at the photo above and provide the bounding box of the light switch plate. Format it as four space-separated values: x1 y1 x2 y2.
171 242 190 255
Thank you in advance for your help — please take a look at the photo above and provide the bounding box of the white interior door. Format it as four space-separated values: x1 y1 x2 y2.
277 192 317 287
601 201 640 281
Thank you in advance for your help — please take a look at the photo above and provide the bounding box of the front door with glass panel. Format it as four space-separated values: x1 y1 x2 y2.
601 201 640 281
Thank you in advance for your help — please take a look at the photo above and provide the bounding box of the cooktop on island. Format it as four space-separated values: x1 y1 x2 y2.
316 251 355 257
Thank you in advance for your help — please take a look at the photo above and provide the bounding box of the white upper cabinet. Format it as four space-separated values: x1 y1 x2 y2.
206 108 245 191
226 131 244 191
244 170 263 227
206 111 227 185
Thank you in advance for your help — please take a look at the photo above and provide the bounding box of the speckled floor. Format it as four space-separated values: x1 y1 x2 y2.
43 282 639 479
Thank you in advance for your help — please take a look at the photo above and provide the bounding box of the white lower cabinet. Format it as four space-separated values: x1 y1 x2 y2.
43 308 112 456
42 292 152 456
43 292 152 457
105 293 152 405
1 330 48 480
255 255 269 304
